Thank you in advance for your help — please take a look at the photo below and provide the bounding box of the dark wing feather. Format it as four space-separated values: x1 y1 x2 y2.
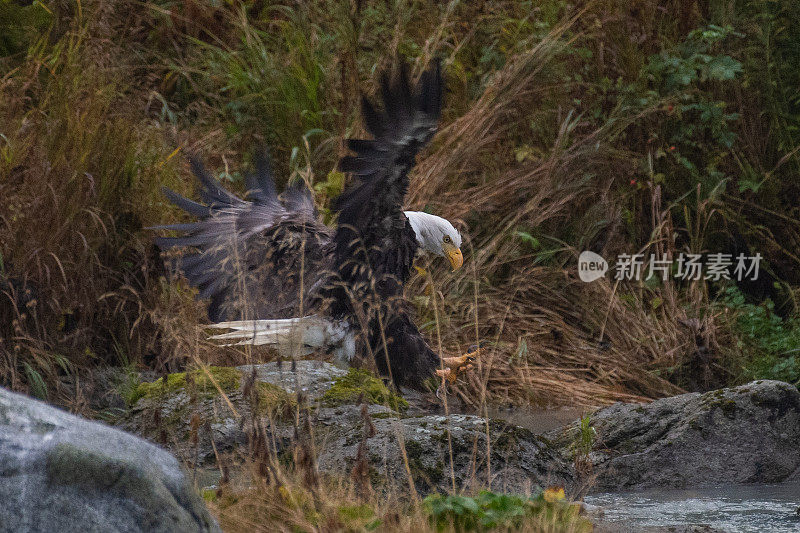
245 149 278 204
324 59 444 388
332 60 442 283
154 153 332 321
189 156 245 208
283 179 318 219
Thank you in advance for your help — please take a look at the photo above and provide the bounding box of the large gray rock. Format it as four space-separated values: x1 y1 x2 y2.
238 361 348 400
552 380 800 491
315 405 571 494
0 387 220 533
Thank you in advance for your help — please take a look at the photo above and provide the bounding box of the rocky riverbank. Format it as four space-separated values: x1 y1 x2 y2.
119 361 800 494
2 362 798 531
119 360 573 494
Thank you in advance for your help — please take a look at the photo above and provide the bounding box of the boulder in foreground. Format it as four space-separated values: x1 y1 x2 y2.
0 387 220 533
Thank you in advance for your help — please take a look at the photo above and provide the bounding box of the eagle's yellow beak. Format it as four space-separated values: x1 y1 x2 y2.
442 242 463 271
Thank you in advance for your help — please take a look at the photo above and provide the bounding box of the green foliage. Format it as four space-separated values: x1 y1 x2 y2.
167 5 338 174
738 0 800 159
645 25 743 93
314 170 345 204
23 362 48 400
513 230 540 250
313 170 345 221
425 491 530 531
573 414 596 457
423 490 589 532
720 287 800 385
0 0 52 59
114 369 144 409
641 25 743 199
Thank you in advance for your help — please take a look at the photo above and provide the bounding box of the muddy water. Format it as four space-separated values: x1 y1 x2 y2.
585 482 800 533
481 405 587 433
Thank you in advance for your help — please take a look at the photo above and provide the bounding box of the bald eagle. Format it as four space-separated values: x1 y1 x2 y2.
155 60 473 388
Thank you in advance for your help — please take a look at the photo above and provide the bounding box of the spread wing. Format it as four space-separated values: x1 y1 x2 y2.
335 60 442 240
154 151 333 321
325 59 444 388
331 60 442 301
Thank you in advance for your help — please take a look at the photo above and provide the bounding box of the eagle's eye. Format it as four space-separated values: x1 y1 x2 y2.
443 235 451 244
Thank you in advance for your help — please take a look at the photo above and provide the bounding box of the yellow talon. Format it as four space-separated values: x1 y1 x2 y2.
436 347 482 389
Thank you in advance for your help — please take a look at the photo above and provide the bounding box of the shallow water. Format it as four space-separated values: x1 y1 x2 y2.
483 405 587 433
585 482 800 533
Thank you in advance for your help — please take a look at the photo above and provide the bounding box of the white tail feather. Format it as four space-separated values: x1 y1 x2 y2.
207 316 355 364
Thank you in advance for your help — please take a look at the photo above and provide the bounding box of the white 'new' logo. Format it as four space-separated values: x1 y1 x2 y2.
578 251 608 282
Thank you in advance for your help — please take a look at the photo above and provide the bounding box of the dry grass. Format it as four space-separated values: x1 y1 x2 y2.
211 478 590 533
398 13 690 407
0 4 224 404
0 0 733 411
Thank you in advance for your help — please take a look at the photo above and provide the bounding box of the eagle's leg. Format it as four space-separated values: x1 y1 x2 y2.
434 346 483 399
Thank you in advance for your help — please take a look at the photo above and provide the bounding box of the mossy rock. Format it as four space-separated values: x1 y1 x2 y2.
321 368 408 411
130 367 242 405
404 438 444 485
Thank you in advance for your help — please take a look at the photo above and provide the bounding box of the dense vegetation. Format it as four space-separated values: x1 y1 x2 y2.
3 0 800 529
4 0 800 407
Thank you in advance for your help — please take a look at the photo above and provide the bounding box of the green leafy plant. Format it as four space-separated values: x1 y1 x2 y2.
425 491 532 531
642 25 743 199
646 25 743 93
423 490 589 532
720 286 800 385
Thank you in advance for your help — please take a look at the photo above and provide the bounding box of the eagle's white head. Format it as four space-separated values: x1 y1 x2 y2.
404 211 463 271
